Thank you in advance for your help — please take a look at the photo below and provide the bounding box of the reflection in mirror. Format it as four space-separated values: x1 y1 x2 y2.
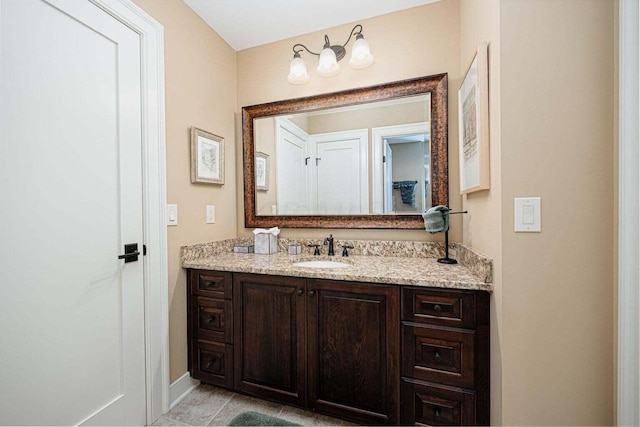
254 95 431 216
243 74 448 229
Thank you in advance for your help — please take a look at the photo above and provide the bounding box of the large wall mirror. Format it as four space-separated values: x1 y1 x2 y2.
242 74 448 229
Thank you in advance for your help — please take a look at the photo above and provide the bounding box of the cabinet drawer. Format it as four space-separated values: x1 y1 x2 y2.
402 287 476 329
401 379 475 426
402 323 475 388
191 270 232 299
191 340 233 388
193 297 233 343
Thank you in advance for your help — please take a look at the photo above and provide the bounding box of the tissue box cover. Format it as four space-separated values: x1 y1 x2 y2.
254 233 277 254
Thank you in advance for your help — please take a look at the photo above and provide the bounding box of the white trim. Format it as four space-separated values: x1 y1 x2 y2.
90 0 169 424
618 0 640 425
170 373 200 409
372 122 430 213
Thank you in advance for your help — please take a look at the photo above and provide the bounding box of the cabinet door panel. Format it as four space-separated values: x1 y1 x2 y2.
308 280 400 425
402 288 476 329
233 273 307 406
402 323 475 388
191 270 232 299
192 297 233 343
191 340 233 388
401 379 475 426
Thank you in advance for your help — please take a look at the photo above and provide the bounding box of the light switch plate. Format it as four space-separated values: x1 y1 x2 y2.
167 204 178 226
206 205 215 224
514 197 541 232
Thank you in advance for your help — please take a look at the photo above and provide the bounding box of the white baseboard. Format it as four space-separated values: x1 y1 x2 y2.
169 372 200 409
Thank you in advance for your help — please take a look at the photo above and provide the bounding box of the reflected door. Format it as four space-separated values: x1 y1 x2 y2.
0 0 146 424
276 123 309 214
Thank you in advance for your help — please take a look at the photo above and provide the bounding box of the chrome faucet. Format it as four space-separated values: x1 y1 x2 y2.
323 234 335 256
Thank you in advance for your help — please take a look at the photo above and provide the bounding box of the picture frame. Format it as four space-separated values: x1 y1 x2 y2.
191 127 225 185
458 42 490 194
255 152 269 191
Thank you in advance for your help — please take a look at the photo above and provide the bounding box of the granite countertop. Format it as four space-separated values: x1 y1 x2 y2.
182 250 492 292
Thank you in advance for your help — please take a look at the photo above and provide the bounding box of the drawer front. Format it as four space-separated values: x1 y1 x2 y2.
191 340 233 388
401 379 476 426
191 270 232 299
402 323 475 388
402 287 476 329
193 297 233 343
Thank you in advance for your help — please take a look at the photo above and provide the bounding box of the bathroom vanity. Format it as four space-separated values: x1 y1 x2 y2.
183 240 492 426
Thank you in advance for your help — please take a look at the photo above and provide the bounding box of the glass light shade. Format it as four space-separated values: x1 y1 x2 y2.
317 47 340 77
349 37 374 69
287 56 310 84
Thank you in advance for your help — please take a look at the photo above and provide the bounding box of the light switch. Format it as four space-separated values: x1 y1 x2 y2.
514 197 541 232
167 204 178 226
206 205 215 224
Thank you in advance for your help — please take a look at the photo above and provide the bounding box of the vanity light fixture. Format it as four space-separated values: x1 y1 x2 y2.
287 24 374 84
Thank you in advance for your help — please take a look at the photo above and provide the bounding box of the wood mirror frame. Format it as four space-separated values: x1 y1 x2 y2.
242 73 448 229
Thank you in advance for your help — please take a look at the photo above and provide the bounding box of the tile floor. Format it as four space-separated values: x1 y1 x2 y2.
150 383 351 426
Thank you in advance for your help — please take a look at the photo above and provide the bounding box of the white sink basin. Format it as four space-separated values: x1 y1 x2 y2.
292 260 351 269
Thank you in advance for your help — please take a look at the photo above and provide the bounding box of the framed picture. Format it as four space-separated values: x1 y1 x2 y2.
255 152 269 191
458 42 490 194
191 127 224 185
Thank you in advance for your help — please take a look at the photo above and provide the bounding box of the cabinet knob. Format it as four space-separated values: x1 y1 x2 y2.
434 351 442 362
434 304 442 313
434 408 441 421
308 290 316 297
205 357 216 369
206 315 216 323
204 281 213 287
296 289 304 296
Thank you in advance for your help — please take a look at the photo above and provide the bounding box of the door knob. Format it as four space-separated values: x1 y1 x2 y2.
118 243 140 263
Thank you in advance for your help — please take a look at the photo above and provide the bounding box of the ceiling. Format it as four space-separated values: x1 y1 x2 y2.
182 0 441 51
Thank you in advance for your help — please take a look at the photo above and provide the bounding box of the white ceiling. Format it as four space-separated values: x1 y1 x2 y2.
182 0 441 51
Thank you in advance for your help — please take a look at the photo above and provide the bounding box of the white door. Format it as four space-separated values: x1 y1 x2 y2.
276 120 309 214
311 129 369 215
0 0 146 425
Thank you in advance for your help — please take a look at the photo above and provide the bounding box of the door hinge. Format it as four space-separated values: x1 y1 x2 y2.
143 244 147 256
383 155 386 163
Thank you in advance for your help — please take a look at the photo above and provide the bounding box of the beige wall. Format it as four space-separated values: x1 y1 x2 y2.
459 0 503 424
499 0 614 424
236 0 462 242
131 0 238 382
462 0 615 424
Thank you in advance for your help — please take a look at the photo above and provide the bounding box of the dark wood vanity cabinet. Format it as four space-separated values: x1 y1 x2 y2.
187 269 489 426
187 270 234 388
232 273 400 425
401 287 490 426
232 273 307 407
306 279 400 425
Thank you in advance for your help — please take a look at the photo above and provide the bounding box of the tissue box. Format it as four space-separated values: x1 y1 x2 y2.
254 232 277 254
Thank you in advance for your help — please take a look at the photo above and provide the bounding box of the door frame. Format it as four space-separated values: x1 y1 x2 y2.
372 122 430 214
618 0 639 424
90 0 169 423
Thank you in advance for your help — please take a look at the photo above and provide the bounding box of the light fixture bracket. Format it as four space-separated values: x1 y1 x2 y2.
330 45 346 62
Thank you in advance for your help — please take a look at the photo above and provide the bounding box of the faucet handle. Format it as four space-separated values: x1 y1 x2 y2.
308 244 321 256
341 244 354 257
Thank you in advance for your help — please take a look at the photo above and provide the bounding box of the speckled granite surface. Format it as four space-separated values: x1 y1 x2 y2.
181 238 493 292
